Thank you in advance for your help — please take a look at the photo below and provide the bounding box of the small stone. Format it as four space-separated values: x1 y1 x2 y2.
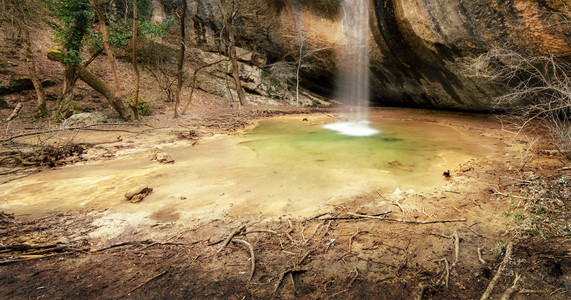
154 152 175 164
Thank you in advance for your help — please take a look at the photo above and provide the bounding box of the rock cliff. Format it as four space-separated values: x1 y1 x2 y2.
180 0 570 111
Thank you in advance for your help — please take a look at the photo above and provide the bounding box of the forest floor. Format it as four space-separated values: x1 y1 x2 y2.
0 104 569 300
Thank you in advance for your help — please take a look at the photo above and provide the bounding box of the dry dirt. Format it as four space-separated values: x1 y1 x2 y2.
0 106 569 300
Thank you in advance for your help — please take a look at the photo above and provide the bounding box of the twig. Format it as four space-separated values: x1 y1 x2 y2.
0 252 75 265
477 247 486 264
348 230 371 252
318 211 391 221
465 225 485 238
91 240 153 252
480 242 513 300
347 267 359 287
232 239 255 281
346 214 466 224
217 225 246 254
439 258 450 288
452 231 460 266
395 199 405 217
6 103 23 121
298 250 312 266
500 274 522 300
118 271 167 298
243 230 277 235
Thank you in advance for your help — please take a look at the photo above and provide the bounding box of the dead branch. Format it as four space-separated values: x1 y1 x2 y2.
6 103 22 121
0 251 75 265
0 123 151 143
326 289 348 300
452 231 460 266
395 199 405 217
91 240 153 252
480 242 514 300
317 211 392 221
232 239 255 281
345 213 466 224
477 247 487 264
500 274 522 300
243 230 277 235
217 225 246 254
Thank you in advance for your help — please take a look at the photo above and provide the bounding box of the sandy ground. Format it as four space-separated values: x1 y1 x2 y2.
1 107 569 299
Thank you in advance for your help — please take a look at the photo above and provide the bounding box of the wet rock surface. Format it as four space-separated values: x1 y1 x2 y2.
184 0 570 111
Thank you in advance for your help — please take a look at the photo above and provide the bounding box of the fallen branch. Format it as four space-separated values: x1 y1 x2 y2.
452 231 460 266
0 251 75 265
91 240 153 252
477 247 486 264
500 274 522 300
346 214 466 224
480 242 513 300
0 123 151 143
232 239 255 281
6 103 22 121
317 211 391 221
217 225 246 254
326 289 348 300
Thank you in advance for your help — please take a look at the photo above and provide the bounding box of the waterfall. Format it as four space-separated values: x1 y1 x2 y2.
324 0 379 136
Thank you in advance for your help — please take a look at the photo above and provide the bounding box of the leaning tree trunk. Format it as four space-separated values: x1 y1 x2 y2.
48 46 133 121
23 29 47 116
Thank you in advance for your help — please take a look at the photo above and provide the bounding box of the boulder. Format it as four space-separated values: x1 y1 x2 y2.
125 185 153 203
63 112 108 127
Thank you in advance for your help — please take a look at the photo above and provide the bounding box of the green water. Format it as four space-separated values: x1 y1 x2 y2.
241 118 447 177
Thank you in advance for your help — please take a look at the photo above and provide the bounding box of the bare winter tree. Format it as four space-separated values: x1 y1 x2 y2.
467 47 570 154
216 0 247 108
173 0 187 118
1 0 48 116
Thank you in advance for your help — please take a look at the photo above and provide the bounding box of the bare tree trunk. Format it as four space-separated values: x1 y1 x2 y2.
55 64 79 120
132 0 140 120
228 31 246 108
23 29 47 116
90 0 122 100
173 0 187 118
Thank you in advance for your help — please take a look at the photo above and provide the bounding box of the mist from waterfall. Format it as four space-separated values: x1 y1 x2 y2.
324 0 378 137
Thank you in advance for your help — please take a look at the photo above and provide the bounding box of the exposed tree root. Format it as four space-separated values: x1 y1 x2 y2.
500 273 522 300
480 242 513 300
274 268 307 294
217 225 246 254
232 239 255 281
439 258 450 288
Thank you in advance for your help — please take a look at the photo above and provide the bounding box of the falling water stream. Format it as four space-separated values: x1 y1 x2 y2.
324 0 378 137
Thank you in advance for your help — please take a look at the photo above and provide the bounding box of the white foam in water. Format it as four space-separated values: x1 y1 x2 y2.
323 121 380 137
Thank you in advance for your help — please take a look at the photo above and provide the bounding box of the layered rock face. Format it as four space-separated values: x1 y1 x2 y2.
183 0 570 111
